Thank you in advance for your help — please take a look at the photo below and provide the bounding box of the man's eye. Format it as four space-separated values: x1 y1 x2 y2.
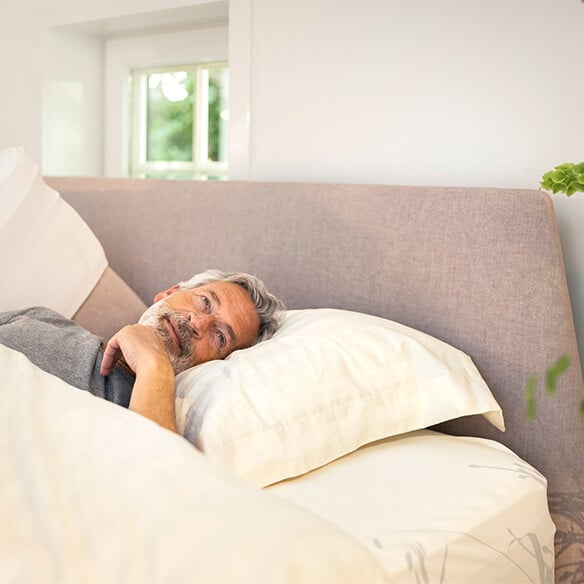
202 296 211 311
218 332 226 348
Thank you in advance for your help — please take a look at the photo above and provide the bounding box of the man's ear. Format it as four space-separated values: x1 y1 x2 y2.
153 284 181 303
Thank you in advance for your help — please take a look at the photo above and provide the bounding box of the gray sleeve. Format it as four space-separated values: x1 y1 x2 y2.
0 306 103 391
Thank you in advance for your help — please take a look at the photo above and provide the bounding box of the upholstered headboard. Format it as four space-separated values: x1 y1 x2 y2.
47 177 584 579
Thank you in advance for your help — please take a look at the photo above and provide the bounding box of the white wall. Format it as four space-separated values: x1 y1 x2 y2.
0 1 44 162
43 30 104 176
235 0 584 188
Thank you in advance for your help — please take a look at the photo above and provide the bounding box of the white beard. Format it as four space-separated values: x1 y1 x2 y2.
138 301 195 375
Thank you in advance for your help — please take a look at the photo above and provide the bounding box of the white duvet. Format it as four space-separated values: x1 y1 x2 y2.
0 344 388 583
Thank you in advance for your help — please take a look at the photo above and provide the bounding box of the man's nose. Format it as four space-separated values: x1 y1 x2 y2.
188 312 215 337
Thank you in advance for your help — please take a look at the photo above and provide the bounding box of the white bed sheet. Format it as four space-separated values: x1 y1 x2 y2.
269 429 555 584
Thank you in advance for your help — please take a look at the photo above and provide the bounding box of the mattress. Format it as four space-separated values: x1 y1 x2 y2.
268 430 555 583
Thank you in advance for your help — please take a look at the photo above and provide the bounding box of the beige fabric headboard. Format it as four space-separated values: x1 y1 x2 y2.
48 177 583 580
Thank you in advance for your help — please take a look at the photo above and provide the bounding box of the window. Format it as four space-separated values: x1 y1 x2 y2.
130 62 228 180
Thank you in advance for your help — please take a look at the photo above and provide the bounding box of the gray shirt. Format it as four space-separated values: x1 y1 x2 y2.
0 307 134 407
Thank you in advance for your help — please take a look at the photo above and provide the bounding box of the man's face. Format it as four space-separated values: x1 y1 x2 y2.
139 281 260 375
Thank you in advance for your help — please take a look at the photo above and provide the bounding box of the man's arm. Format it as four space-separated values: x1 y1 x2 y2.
100 325 177 433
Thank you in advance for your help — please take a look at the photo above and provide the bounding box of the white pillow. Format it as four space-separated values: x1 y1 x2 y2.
0 146 106 317
175 308 505 487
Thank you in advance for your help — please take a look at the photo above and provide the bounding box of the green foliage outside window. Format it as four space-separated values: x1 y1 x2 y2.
146 74 194 162
208 75 222 163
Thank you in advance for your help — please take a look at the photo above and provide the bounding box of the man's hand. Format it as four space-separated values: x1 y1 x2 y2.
101 324 177 433
100 324 169 377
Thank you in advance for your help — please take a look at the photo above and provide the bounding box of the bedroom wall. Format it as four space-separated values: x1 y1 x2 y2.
0 1 44 163
43 30 104 176
234 0 584 188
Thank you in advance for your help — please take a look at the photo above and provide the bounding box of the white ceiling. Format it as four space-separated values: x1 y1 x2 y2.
52 1 228 37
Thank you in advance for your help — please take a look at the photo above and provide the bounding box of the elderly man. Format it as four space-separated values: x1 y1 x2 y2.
0 269 285 433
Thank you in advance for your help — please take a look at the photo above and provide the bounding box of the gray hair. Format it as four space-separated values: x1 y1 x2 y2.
177 269 286 344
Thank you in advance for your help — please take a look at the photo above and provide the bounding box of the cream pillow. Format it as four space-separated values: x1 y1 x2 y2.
175 308 504 487
0 146 106 317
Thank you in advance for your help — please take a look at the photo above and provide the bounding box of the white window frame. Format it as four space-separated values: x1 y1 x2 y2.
104 23 228 178
130 61 228 180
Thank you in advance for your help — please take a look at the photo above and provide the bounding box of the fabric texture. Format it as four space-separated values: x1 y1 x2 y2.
0 307 134 407
0 147 106 318
0 342 388 584
270 429 555 583
175 308 504 487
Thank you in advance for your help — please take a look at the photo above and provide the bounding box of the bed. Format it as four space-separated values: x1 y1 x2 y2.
1 147 582 582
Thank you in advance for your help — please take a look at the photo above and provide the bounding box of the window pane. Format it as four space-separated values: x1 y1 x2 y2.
207 68 229 163
146 71 194 162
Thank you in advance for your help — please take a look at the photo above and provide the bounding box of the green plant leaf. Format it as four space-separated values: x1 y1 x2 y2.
541 162 584 196
545 354 570 394
525 373 538 420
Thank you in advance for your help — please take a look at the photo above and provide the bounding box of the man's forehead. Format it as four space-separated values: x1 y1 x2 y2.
195 280 242 296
